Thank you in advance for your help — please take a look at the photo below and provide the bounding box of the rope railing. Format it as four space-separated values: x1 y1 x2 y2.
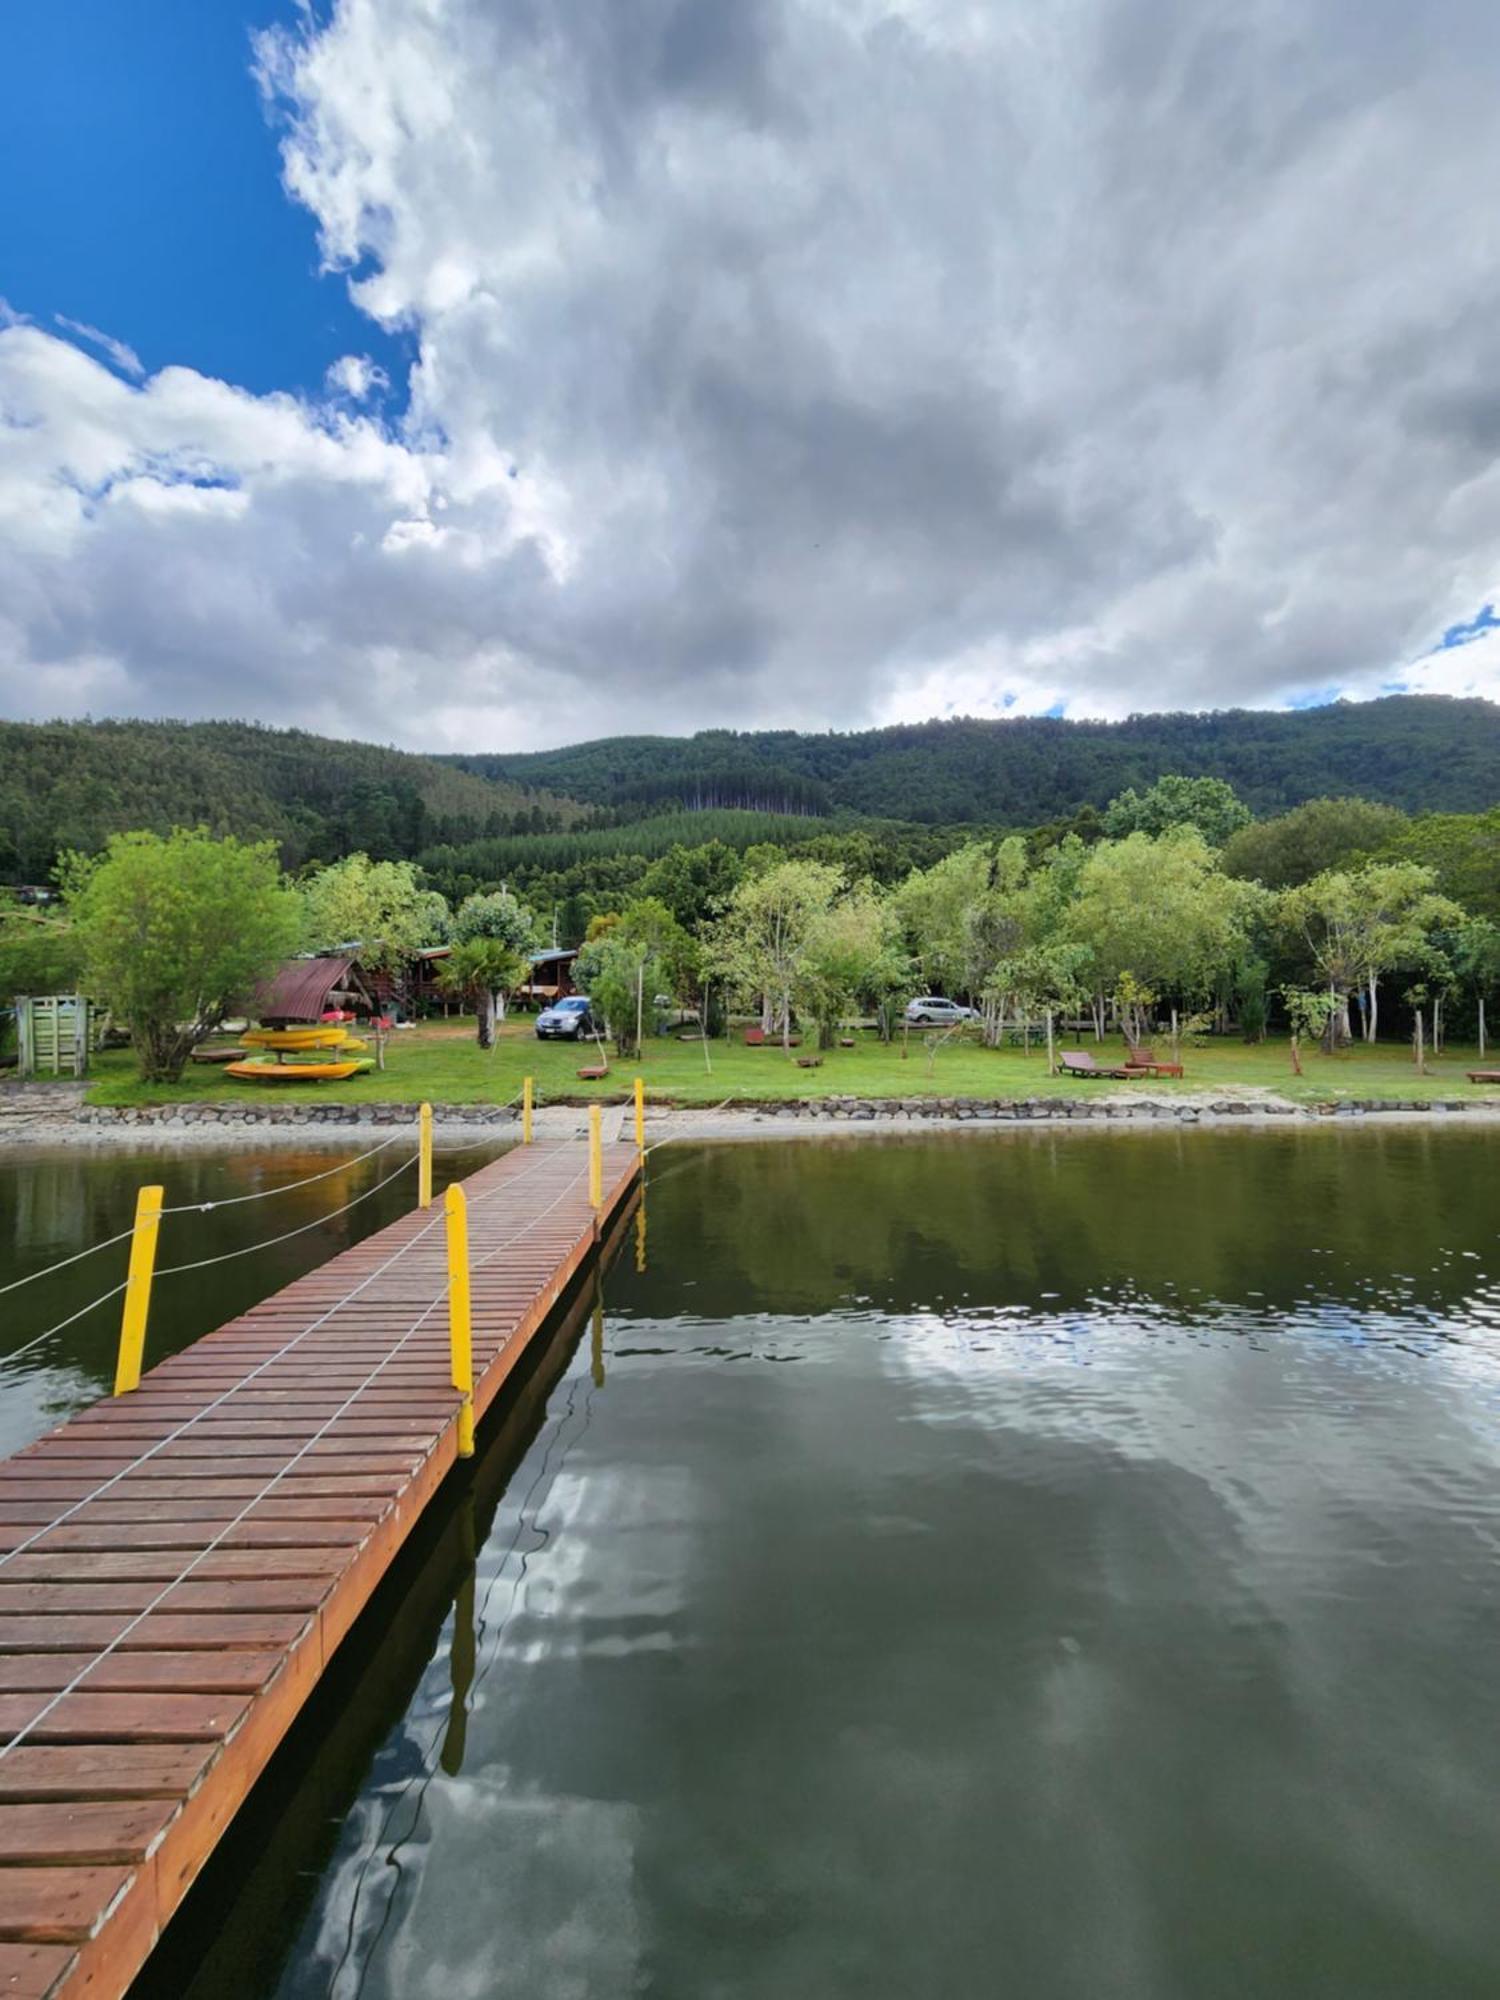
0 1134 590 1572
0 1090 533 1376
152 1149 421 1279
0 1279 132 1369
160 1130 412 1214
0 1092 528 1306
0 1227 137 1302
0 1154 596 1761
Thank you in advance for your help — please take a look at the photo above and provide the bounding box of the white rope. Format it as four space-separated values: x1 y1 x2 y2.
160 1132 410 1214
0 1155 595 1760
0 1143 592 1571
0 1281 130 1369
0 1130 418 1304
152 1151 420 1278
0 1228 135 1302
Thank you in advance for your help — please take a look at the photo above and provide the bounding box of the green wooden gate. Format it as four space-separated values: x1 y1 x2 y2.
16 995 91 1078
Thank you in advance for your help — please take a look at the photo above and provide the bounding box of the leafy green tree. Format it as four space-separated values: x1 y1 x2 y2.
800 886 911 1047
985 941 1094 1059
575 897 701 1057
1221 797 1406 888
575 933 658 1059
894 843 1026 1004
0 902 83 1007
1103 775 1250 847
64 830 302 1081
440 890 536 1049
1451 917 1500 1056
302 854 448 982
1370 806 1500 919
639 841 743 931
1280 987 1337 1075
706 860 844 1051
1062 829 1256 1041
1278 862 1458 1046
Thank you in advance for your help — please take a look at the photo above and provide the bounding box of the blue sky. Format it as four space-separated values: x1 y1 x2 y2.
0 0 406 398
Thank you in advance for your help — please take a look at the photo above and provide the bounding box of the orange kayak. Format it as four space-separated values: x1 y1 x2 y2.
225 1060 372 1084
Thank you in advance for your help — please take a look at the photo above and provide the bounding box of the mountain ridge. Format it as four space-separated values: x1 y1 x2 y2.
443 694 1500 824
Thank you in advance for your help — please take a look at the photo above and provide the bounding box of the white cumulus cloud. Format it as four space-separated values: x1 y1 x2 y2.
3 0 1500 749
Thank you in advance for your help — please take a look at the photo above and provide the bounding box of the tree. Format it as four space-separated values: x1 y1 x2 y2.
800 886 910 1048
302 852 449 1066
1370 806 1500 921
706 860 843 1051
0 901 83 1008
1221 796 1405 889
1103 775 1250 847
894 838 1038 1040
440 890 536 1049
575 898 700 1057
1453 917 1500 1056
302 853 448 989
894 845 996 998
1281 987 1336 1076
985 941 1093 1063
639 841 743 931
1278 862 1458 1046
64 829 302 1082
1062 829 1255 1042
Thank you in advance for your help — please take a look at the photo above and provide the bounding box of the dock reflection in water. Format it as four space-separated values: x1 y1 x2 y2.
130 1127 1500 2000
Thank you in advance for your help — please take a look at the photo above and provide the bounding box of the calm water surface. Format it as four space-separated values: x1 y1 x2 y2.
11 1128 1500 1998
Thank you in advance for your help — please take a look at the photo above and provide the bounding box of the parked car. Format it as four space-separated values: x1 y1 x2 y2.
905 996 979 1027
535 995 598 1040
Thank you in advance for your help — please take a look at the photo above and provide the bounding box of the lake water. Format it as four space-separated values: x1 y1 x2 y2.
8 1128 1500 1998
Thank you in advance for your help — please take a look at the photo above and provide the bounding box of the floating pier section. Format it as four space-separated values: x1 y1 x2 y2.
0 1137 640 1998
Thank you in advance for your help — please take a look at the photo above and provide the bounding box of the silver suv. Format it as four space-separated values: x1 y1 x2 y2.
905 996 979 1027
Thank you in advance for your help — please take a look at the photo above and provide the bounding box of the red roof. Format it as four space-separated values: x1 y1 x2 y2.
253 956 370 1025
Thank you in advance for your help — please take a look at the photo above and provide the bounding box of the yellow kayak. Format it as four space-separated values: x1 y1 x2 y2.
243 1027 354 1051
225 1060 372 1084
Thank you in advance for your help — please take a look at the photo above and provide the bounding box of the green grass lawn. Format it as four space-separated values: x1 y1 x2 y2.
77 1017 1500 1109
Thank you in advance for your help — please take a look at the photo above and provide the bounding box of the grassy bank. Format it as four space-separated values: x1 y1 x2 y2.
69 1018 1500 1110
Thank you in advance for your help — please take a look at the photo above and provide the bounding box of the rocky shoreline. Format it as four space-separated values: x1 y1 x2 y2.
3 1079 1498 1147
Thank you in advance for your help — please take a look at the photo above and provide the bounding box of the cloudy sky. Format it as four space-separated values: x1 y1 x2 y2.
3 0 1500 752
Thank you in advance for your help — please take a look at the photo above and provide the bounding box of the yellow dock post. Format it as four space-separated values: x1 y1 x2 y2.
522 1075 534 1144
113 1184 163 1396
418 1101 434 1209
633 1075 645 1153
588 1103 603 1211
444 1184 475 1457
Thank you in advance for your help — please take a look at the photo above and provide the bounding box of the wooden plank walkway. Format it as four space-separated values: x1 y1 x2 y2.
0 1138 640 1999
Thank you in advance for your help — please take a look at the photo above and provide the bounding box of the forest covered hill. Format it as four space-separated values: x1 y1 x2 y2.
451 696 1500 824
4 696 1500 888
0 719 574 880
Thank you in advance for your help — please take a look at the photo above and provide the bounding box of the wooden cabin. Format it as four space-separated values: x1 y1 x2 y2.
512 947 580 1009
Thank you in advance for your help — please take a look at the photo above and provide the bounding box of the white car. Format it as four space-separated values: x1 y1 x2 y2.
905 996 979 1027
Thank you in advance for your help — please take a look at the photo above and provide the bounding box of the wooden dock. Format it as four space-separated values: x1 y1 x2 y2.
0 1138 640 1999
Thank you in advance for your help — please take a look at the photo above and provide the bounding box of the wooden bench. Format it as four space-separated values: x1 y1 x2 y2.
1059 1051 1134 1080
1467 1070 1500 1083
1124 1044 1185 1078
